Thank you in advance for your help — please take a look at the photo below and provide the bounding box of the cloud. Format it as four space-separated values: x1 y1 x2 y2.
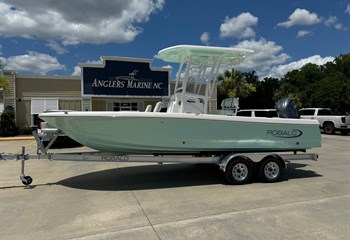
2 51 65 75
268 55 335 79
0 0 165 45
71 59 102 76
220 12 258 38
0 57 5 67
231 38 290 77
232 39 334 79
324 16 347 30
297 30 313 38
346 4 350 15
334 23 346 30
200 32 210 45
46 40 68 55
71 66 81 76
277 8 322 28
162 65 172 69
324 16 337 27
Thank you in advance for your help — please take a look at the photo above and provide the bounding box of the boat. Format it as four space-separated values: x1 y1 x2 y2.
39 45 321 155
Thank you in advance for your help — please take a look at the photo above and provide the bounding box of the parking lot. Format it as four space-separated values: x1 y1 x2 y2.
0 134 349 240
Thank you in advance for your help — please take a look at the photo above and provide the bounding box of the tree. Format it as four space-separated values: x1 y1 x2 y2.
241 77 281 109
0 60 9 93
217 69 256 108
274 54 350 113
0 110 18 137
332 54 350 78
311 69 350 114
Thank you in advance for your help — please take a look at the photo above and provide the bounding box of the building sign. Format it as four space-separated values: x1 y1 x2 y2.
82 57 169 97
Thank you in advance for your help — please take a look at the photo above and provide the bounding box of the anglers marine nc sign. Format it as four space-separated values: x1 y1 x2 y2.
82 57 169 96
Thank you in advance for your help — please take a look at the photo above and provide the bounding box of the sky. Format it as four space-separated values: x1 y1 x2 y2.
0 0 349 80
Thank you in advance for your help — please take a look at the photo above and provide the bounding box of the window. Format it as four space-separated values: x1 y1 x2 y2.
113 102 120 111
31 99 58 126
299 109 315 116
268 110 278 118
236 111 252 117
318 109 332 115
113 102 138 111
236 110 278 118
31 99 58 114
59 100 81 111
255 111 268 117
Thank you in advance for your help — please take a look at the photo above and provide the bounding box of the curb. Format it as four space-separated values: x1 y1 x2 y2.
0 136 35 141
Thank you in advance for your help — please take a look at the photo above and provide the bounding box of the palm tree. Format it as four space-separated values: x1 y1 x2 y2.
217 68 256 105
0 61 9 93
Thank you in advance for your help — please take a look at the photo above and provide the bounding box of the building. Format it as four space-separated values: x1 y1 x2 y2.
0 62 5 113
1 56 217 128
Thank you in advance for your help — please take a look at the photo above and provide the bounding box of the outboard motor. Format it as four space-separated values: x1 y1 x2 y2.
276 97 300 118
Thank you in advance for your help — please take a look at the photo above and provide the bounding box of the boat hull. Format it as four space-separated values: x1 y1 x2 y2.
39 112 321 155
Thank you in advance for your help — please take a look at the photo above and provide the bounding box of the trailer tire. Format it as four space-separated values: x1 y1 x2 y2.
259 157 283 183
225 158 253 185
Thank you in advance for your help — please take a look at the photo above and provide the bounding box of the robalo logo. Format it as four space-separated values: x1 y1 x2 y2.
267 129 303 138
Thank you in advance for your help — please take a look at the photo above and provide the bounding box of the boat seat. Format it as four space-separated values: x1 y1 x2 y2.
153 102 162 112
145 105 152 112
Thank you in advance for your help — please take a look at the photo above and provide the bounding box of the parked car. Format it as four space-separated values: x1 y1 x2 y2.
236 109 278 118
299 108 350 135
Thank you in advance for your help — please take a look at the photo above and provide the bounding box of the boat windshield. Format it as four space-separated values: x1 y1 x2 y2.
175 61 214 96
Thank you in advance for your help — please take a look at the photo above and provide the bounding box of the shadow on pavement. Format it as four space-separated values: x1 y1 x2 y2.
58 164 225 191
280 163 322 181
55 163 322 191
1 162 322 190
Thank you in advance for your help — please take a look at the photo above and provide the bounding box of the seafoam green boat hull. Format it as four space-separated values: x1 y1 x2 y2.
40 112 321 155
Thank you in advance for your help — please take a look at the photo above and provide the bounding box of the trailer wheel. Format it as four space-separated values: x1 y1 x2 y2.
225 158 253 185
21 176 33 186
259 157 283 183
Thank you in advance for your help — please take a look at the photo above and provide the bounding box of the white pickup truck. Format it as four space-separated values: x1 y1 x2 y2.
299 108 350 134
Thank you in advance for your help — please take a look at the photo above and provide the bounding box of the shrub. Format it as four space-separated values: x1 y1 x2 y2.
18 125 33 135
0 110 18 137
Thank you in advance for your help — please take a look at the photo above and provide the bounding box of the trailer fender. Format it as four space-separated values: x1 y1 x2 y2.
219 153 255 172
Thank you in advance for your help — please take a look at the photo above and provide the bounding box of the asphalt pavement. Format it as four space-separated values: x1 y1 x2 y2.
0 134 349 240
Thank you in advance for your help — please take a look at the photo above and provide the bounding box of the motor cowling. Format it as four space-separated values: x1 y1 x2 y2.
276 97 300 119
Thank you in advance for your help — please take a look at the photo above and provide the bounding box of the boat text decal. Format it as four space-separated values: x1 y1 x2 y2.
267 129 303 138
101 156 129 162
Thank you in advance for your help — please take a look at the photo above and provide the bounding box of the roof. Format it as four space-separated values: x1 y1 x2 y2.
157 45 254 65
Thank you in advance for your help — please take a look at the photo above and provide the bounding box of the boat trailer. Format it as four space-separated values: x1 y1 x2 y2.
0 129 318 185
